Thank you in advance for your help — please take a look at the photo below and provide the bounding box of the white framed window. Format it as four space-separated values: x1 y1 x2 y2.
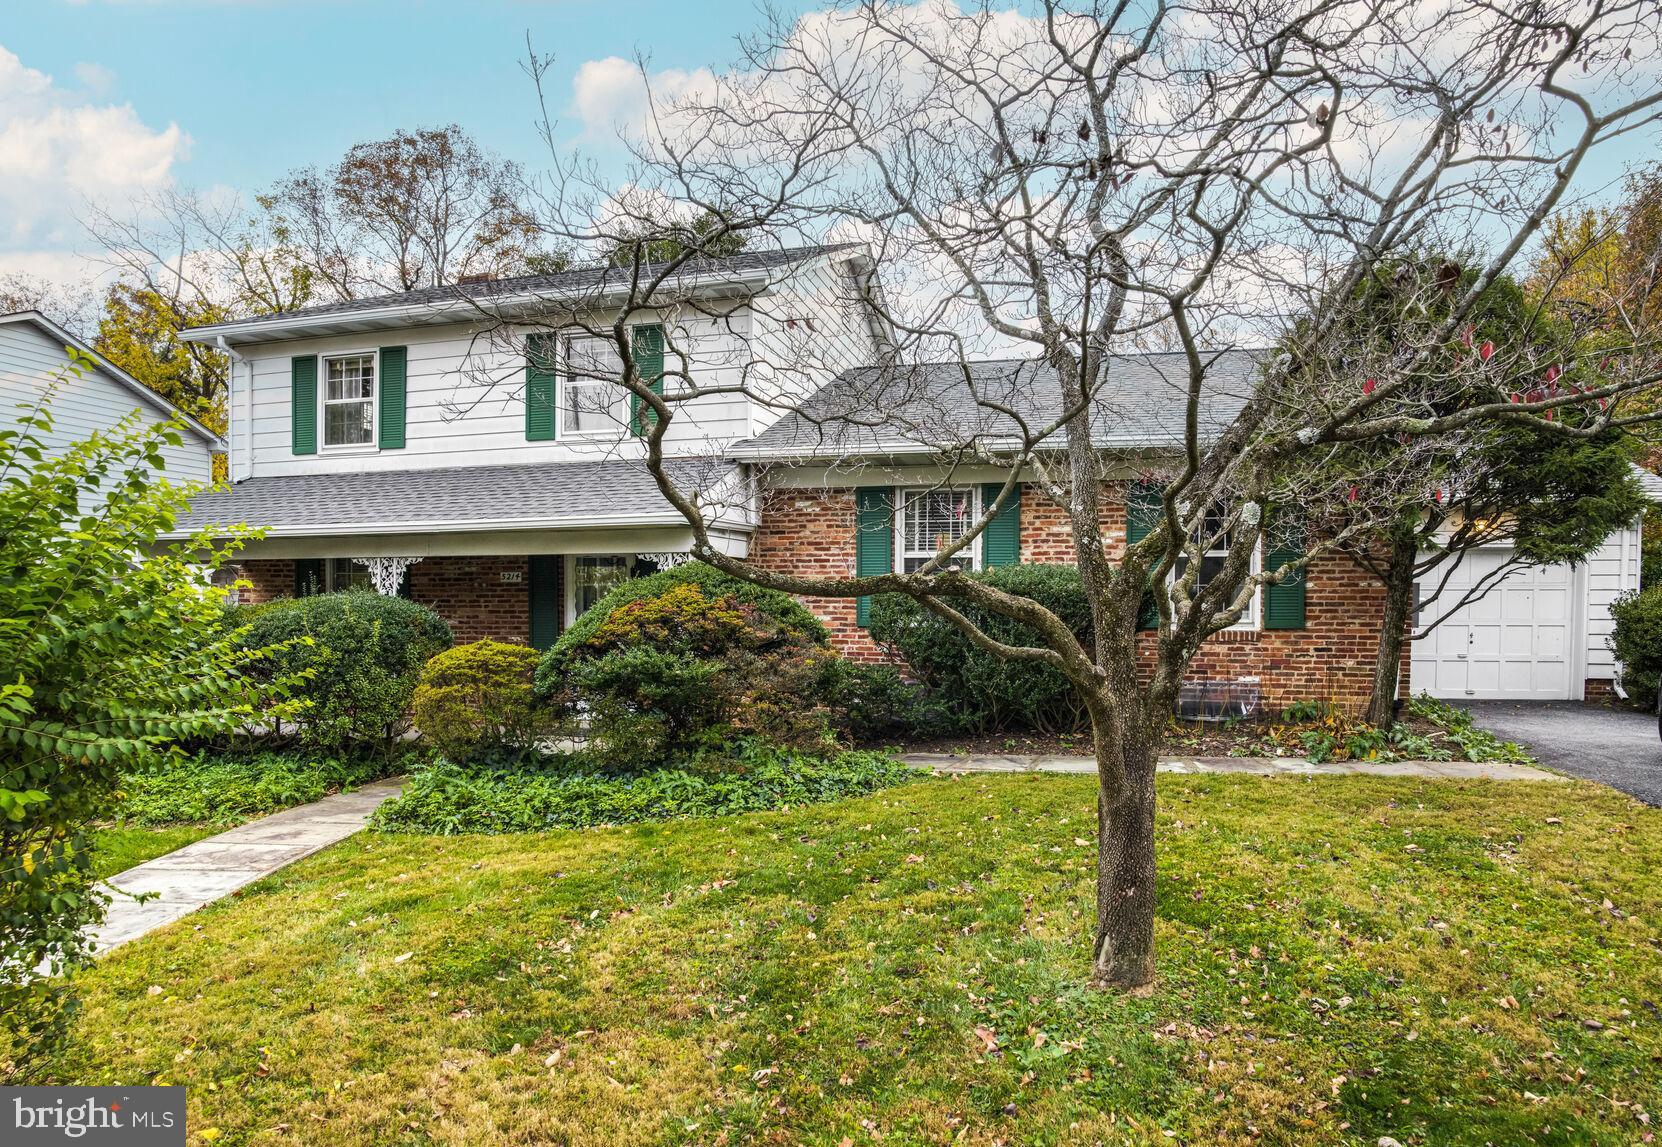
565 554 635 624
1175 504 1260 630
897 487 981 573
562 335 629 436
322 352 376 448
325 558 373 593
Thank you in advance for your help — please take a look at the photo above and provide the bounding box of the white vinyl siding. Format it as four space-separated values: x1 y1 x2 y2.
0 319 215 484
237 312 753 477
744 255 882 436
1583 523 1643 684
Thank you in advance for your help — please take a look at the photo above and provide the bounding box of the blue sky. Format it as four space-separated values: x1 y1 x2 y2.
0 0 809 286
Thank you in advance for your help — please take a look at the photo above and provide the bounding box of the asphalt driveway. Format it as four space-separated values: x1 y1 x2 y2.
1459 700 1662 806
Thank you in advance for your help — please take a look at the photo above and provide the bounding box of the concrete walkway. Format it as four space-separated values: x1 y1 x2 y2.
91 777 405 954
901 753 1567 781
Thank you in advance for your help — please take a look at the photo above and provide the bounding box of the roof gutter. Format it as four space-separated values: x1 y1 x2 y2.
160 508 726 541
180 266 783 345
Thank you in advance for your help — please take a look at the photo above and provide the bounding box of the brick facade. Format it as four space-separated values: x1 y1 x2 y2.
235 555 534 646
750 482 1404 711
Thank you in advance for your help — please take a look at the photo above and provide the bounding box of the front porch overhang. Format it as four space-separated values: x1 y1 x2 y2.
220 522 752 562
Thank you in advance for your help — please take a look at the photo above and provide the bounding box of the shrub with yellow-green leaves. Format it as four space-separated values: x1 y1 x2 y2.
411 640 544 762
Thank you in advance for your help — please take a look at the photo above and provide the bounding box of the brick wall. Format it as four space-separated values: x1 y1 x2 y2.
234 556 533 646
750 489 878 660
749 481 1402 711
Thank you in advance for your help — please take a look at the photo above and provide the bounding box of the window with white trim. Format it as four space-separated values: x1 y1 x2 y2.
562 335 628 436
897 487 981 573
325 558 373 593
1175 504 1260 629
566 555 634 623
322 353 376 447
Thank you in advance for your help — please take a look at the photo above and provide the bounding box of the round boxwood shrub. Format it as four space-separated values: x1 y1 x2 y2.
869 563 1092 733
412 640 543 762
1610 585 1662 708
234 591 454 753
535 562 841 765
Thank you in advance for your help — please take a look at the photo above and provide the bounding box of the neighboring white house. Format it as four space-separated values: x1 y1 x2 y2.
0 310 224 483
1410 467 1662 702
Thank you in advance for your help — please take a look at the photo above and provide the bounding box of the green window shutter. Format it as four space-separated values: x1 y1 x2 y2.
291 355 317 455
1264 514 1307 630
982 482 1021 567
528 555 563 651
525 334 557 442
1125 481 1162 630
378 346 407 449
629 323 665 437
854 487 894 628
293 558 323 597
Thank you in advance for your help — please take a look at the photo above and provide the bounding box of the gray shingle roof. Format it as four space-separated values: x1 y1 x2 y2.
736 350 1262 458
181 244 858 339
171 457 736 536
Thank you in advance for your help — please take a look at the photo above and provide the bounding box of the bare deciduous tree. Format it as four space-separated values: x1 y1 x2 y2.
458 0 1662 989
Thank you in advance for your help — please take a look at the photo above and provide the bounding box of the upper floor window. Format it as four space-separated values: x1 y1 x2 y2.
323 353 375 448
898 487 980 572
563 335 628 436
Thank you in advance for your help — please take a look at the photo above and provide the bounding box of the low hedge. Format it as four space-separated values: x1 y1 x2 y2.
869 563 1093 733
115 751 405 828
370 743 922 835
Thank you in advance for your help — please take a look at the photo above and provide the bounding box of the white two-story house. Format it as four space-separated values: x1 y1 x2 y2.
173 244 886 648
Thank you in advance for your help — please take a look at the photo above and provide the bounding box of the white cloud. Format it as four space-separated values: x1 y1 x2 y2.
570 56 718 142
73 61 116 94
0 44 188 249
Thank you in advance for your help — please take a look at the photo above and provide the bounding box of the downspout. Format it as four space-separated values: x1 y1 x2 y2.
216 336 248 483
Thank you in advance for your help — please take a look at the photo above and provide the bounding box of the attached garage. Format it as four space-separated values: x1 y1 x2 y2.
1411 514 1648 701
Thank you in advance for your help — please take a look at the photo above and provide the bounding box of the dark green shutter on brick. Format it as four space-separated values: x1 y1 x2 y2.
982 483 1021 567
630 323 665 437
854 487 894 628
1125 481 1163 630
291 356 317 455
293 558 323 597
528 555 562 651
525 334 557 441
1264 513 1307 630
378 346 407 449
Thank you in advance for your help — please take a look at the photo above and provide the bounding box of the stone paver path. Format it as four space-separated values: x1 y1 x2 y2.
901 753 1567 781
92 777 404 954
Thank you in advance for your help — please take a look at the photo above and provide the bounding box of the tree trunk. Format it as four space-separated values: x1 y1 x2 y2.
1090 712 1158 992
1365 533 1420 729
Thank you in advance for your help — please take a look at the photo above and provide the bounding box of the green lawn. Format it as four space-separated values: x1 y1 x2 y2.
44 773 1661 1146
85 826 217 880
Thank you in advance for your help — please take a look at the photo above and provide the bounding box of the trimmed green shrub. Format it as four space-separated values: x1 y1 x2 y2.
536 565 842 765
234 591 453 753
412 640 543 761
1610 586 1662 708
116 750 403 828
370 739 922 834
534 561 827 696
869 564 1092 733
836 663 964 743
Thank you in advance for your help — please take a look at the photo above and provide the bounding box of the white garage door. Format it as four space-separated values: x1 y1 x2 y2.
1411 549 1578 700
